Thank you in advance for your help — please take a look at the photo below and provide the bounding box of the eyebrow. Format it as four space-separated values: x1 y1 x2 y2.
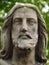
13 18 22 22
13 18 37 23
27 18 37 23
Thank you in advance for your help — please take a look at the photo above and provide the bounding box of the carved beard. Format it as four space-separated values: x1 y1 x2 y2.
13 35 38 50
17 39 36 49
12 31 38 50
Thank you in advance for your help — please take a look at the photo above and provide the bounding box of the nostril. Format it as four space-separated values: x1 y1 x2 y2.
21 29 27 33
20 21 28 32
20 26 27 32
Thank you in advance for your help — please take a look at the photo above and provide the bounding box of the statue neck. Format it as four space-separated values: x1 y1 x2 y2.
12 47 35 65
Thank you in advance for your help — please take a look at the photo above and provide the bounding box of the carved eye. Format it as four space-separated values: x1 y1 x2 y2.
28 20 34 25
14 18 22 25
27 18 36 25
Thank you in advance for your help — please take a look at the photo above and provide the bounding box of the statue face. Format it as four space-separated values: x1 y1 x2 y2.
12 7 38 50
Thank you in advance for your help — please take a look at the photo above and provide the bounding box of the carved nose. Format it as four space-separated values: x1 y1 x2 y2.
21 19 28 32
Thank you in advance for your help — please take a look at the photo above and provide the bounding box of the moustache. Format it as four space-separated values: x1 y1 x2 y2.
18 32 32 39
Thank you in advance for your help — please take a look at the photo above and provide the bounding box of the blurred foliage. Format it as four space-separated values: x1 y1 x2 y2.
0 0 49 65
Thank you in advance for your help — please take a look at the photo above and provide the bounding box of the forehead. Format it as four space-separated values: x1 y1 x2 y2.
13 7 37 20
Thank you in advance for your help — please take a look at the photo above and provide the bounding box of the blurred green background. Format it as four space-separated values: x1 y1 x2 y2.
0 0 49 65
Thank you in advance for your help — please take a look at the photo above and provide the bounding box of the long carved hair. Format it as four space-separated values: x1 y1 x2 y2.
0 3 48 64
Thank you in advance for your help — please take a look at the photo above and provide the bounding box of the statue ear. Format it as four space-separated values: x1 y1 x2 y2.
0 17 13 59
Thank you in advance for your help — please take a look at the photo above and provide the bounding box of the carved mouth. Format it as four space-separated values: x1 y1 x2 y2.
18 34 32 39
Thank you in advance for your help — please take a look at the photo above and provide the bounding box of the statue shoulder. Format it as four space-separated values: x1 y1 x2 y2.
0 59 9 65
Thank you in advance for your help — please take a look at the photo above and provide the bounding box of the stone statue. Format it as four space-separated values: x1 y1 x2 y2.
0 3 48 65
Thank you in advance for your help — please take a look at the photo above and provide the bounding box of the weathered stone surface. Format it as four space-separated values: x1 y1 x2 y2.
0 3 48 65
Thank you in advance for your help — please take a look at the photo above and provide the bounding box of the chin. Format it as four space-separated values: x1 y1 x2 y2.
14 43 36 51
13 39 37 51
